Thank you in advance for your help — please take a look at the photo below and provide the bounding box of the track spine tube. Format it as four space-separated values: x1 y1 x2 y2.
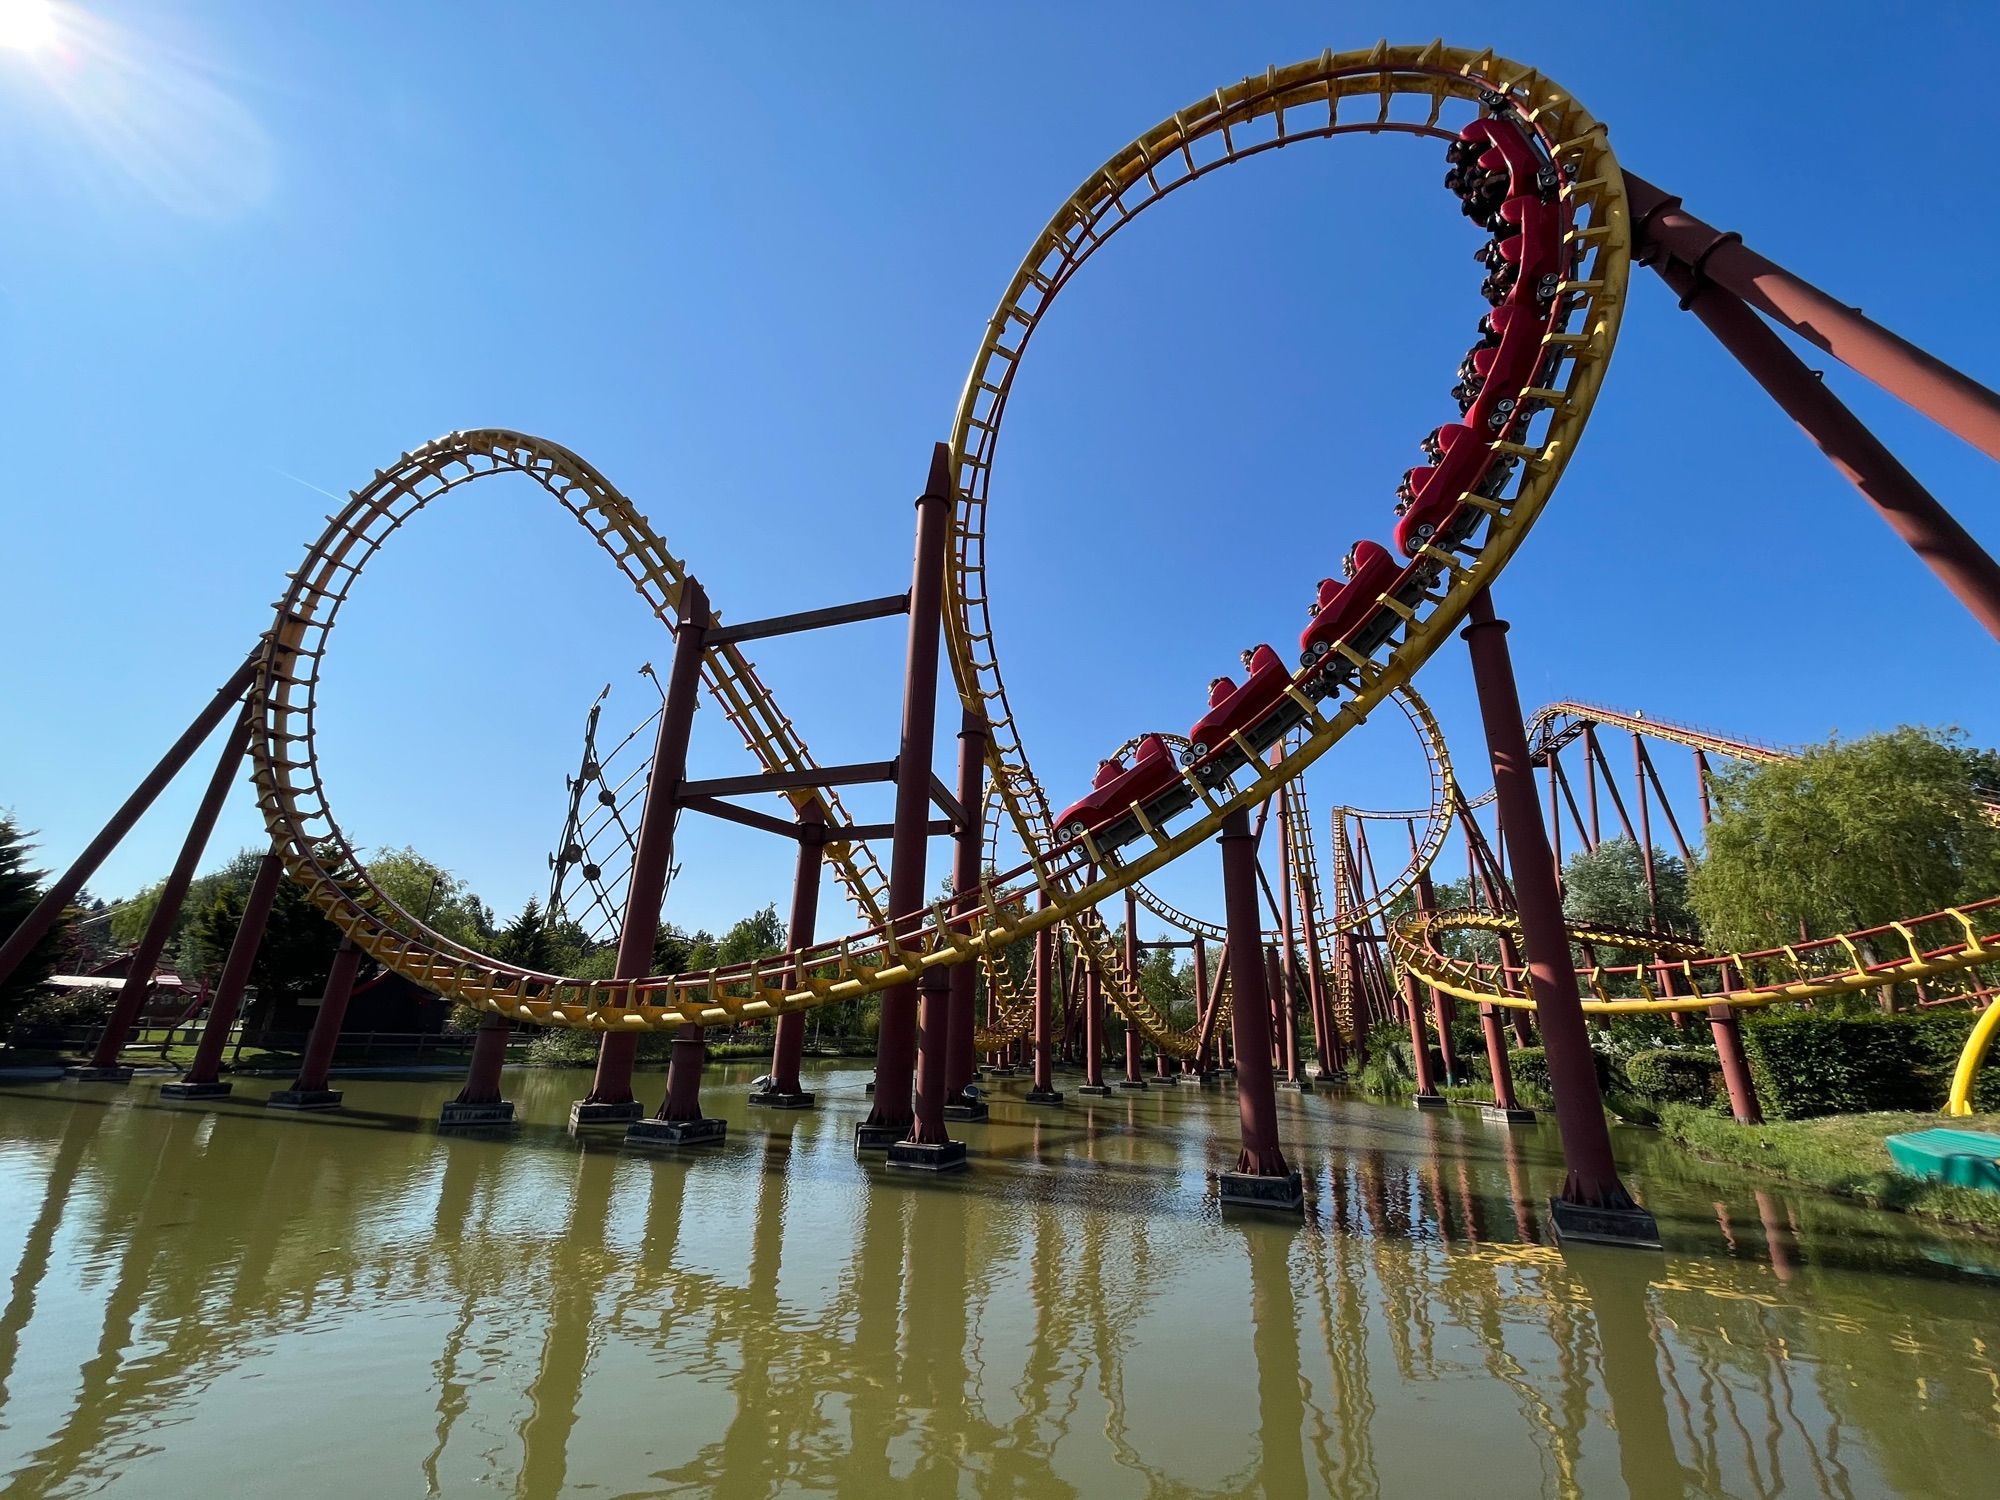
1463 590 1636 1212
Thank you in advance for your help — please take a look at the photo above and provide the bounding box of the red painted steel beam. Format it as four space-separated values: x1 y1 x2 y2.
0 650 262 991
1626 171 2000 465
767 806 825 1096
1464 589 1638 1211
946 711 988 1100
1220 807 1289 1177
1650 255 2000 642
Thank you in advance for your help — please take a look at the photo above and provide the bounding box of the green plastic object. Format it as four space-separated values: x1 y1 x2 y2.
1886 1128 2000 1193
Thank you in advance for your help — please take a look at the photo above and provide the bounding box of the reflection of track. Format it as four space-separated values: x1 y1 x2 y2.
246 48 1628 1050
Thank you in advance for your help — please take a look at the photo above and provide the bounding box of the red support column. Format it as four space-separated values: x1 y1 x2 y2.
1118 889 1147 1089
1625 172 2000 467
1464 590 1658 1247
876 446 958 1168
1709 1004 1762 1124
583 580 712 1130
0 650 263 994
446 1012 515 1122
1275 786 1308 1092
1416 871 1459 1086
1025 895 1062 1104
269 939 364 1109
1405 969 1443 1108
1077 913 1110 1096
1649 253 2000 642
759 807 825 1110
1216 807 1301 1212
1694 750 1714 829
1188 935 1217 1078
1482 1003 1523 1114
945 711 987 1111
81 711 252 1079
161 846 284 1101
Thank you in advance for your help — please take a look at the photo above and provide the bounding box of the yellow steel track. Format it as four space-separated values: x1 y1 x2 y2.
247 45 1629 1056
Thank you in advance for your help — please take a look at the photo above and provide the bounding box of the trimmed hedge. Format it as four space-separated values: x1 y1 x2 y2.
1739 1009 2000 1119
1504 1044 1615 1094
1623 1048 1722 1107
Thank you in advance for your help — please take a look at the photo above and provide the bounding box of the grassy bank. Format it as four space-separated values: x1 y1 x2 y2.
1660 1104 2000 1235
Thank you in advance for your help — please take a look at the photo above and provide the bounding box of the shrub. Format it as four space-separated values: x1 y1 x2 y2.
7 986 116 1040
1501 1042 1614 1094
1740 1009 2000 1118
1623 1048 1723 1107
523 1028 600 1068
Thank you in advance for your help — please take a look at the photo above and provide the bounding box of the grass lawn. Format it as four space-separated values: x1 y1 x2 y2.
1661 1104 2000 1235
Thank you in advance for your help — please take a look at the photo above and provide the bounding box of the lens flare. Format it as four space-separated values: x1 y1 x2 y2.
0 0 58 54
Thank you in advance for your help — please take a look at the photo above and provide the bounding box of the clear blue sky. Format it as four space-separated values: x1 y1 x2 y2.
3 1 1997 947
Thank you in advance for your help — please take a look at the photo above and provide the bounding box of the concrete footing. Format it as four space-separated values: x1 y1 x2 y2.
268 1088 343 1112
569 1099 645 1128
887 1139 968 1173
625 1116 726 1149
1075 1083 1113 1097
1023 1088 1065 1106
1174 1072 1210 1087
854 1122 903 1152
439 1100 514 1128
67 1065 134 1082
160 1080 233 1101
1276 1077 1314 1093
1116 1078 1149 1090
748 1089 815 1110
982 1065 1019 1078
1412 1093 1451 1112
943 1099 989 1122
1217 1168 1305 1215
1481 1104 1538 1125
1548 1196 1663 1250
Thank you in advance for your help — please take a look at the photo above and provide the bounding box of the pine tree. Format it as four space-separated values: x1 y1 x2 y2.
495 897 554 971
0 817 70 1021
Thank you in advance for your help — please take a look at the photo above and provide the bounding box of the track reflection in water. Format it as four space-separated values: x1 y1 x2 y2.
0 1068 1994 1499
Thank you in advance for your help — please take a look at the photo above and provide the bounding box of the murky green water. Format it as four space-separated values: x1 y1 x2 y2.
0 1063 1995 1498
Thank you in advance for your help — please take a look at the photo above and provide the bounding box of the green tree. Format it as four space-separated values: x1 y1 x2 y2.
1562 837 1697 936
715 904 785 966
494 897 554 971
1691 727 2000 950
179 848 340 1010
366 846 493 948
0 817 70 1020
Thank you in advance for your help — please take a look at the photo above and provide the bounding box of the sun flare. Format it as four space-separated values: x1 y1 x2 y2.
0 0 58 55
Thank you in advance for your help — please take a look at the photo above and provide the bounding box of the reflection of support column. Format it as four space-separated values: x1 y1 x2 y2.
1025 894 1063 1104
583 579 712 1129
945 710 988 1115
1246 1226 1311 1497
1570 1253 1690 1499
1218 807 1302 1211
81 710 253 1079
0 648 263 992
862 446 953 1149
1709 1004 1762 1124
712 1131 799 1494
516 1156 611 1498
1117 888 1147 1089
270 938 364 1109
1752 1189 1797 1283
759 806 825 1110
163 845 284 1100
0 1104 103 1413
1465 591 1656 1246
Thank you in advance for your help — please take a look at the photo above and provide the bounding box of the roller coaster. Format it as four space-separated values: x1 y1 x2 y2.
6 42 2000 1234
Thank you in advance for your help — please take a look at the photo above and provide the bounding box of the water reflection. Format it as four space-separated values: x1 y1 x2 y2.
0 1066 1995 1497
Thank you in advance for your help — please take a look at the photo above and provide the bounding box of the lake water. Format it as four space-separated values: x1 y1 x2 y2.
0 1062 1995 1498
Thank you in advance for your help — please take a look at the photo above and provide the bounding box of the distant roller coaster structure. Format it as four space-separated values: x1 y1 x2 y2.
7 41 2000 1236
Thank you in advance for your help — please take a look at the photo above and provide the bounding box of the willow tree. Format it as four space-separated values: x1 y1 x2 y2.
1690 727 2000 950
